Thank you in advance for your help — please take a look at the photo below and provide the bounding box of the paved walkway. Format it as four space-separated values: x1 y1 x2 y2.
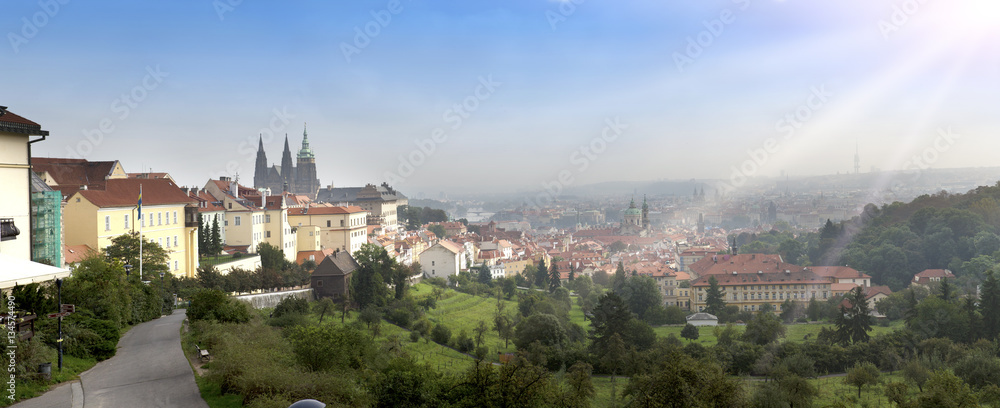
12 310 207 408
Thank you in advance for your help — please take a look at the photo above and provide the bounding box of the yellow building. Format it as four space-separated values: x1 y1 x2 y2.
287 206 368 253
688 254 831 313
63 178 198 277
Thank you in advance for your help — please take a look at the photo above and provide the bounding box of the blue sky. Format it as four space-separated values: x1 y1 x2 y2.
5 0 999 195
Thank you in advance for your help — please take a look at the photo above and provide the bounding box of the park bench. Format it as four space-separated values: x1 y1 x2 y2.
196 344 211 362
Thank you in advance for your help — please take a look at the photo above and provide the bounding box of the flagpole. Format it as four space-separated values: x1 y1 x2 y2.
139 184 143 281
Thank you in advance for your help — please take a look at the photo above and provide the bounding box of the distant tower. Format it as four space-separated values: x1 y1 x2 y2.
697 213 705 235
280 134 295 192
253 135 267 189
295 123 320 197
641 195 650 230
854 141 861 175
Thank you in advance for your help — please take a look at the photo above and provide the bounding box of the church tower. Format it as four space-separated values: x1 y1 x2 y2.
253 135 268 189
295 123 320 197
280 134 295 192
641 195 650 230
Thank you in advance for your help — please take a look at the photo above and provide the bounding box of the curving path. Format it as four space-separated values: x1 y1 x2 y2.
13 310 208 408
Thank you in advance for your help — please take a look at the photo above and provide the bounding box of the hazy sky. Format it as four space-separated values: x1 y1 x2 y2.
6 0 999 195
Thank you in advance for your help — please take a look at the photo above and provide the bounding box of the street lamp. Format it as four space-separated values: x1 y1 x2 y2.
124 264 133 277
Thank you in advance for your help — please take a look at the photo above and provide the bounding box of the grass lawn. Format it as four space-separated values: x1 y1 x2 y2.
1 354 97 407
412 283 521 361
740 371 913 407
198 254 237 268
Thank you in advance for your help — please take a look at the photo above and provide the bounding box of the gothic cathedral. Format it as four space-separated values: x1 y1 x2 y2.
253 124 320 198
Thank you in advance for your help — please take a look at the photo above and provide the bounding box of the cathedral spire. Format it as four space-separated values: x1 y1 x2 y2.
298 122 315 160
253 133 268 189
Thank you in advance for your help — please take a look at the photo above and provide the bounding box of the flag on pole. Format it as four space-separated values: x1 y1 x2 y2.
137 190 142 218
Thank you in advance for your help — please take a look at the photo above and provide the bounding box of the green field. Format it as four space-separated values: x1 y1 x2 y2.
411 283 521 359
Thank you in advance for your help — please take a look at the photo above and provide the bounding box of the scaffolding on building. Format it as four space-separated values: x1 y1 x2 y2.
31 172 62 266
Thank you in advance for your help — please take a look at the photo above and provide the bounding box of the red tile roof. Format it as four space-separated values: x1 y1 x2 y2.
915 269 954 278
33 158 120 192
694 254 795 276
0 107 46 135
74 178 194 208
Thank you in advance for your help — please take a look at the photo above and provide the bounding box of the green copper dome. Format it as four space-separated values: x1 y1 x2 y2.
297 123 315 160
624 198 641 215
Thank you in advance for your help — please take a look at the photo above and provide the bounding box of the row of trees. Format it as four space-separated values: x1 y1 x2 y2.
196 214 223 258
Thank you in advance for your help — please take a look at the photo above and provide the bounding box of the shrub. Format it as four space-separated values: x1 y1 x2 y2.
272 296 309 318
431 324 451 345
188 289 252 323
455 329 474 353
409 330 421 343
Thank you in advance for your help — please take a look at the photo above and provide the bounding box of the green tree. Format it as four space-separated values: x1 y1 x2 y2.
477 264 492 285
705 276 726 316
625 348 744 408
835 286 873 345
351 244 395 309
197 213 205 256
601 333 627 406
807 297 823 321
609 241 627 253
916 370 979 408
514 314 566 350
209 217 222 257
903 360 931 392
428 223 446 239
103 232 170 278
940 276 954 302
742 311 786 345
621 275 663 321
563 362 595 408
535 260 549 288
980 271 1000 340
844 361 881 399
590 292 633 352
549 262 562 293
681 323 699 342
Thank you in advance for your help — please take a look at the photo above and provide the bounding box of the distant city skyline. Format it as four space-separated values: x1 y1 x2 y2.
6 1 999 194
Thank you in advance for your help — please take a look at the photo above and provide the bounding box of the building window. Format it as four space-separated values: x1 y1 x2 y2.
340 220 345 227
158 238 163 246
124 214 129 230
165 238 170 248
266 231 271 238
235 216 241 226
432 261 435 266
174 261 178 271
105 216 111 231
174 236 178 247
157 212 162 226
173 211 177 224
266 214 271 223
228 203 232 209
327 220 331 228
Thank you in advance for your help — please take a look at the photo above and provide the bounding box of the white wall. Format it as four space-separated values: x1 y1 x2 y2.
0 134 31 260
421 245 459 279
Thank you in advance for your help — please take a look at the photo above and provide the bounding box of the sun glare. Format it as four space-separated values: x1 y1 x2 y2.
936 1 1000 37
